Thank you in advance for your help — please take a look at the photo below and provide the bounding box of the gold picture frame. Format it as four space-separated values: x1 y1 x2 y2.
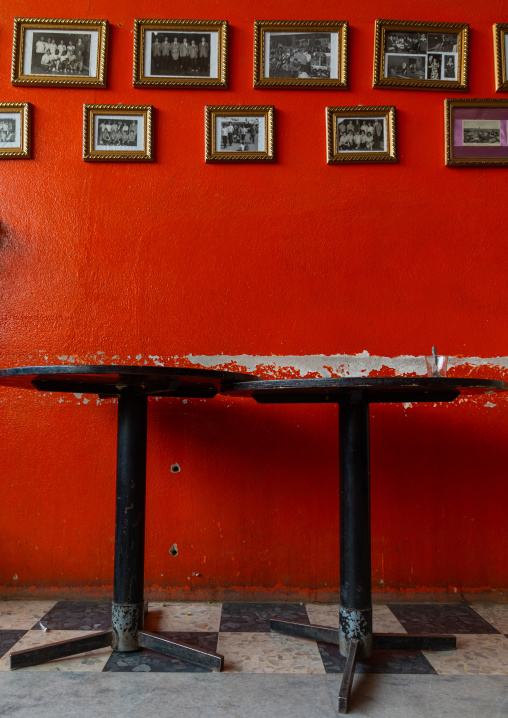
373 19 468 91
205 106 274 162
11 18 108 87
83 105 153 162
253 20 348 88
133 19 227 88
327 106 396 164
445 98 508 167
0 102 31 159
493 24 508 92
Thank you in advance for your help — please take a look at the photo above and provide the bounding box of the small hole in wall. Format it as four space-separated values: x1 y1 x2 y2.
171 464 181 473
169 544 178 557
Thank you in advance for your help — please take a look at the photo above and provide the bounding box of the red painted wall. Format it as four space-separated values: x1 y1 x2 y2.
0 0 507 600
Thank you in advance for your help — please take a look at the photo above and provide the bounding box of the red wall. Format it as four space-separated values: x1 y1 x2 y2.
0 0 507 600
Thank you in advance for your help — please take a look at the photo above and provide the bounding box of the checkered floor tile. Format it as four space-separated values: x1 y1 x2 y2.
0 600 507 674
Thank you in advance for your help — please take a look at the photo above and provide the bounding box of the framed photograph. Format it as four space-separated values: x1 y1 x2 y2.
327 106 396 164
493 24 508 91
445 98 508 166
253 20 347 88
11 18 108 87
133 19 227 87
0 103 30 159
205 106 274 162
83 105 153 162
373 19 468 91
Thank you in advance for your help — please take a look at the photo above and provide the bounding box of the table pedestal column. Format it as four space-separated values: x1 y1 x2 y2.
112 392 147 651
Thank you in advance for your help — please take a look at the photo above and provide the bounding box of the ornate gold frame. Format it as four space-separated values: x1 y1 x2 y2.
205 106 274 162
445 98 508 167
11 18 108 87
493 24 508 91
133 19 227 88
253 20 348 88
327 106 396 164
0 102 31 159
373 19 468 91
83 105 153 162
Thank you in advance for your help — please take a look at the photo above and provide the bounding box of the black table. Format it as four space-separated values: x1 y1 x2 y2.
221 376 507 713
0 365 257 672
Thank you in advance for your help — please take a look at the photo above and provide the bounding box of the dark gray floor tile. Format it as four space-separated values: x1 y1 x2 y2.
219 602 309 632
0 630 27 658
387 604 500 634
32 601 112 631
103 632 218 672
317 642 436 675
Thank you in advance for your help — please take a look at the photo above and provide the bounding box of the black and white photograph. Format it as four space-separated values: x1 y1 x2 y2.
374 20 468 90
215 117 262 153
205 105 274 162
147 32 213 78
385 31 428 54
336 117 385 153
12 19 107 87
427 53 443 80
327 106 396 164
0 117 18 146
133 20 227 88
254 21 348 88
265 32 334 79
95 116 143 150
83 105 153 162
28 32 92 76
0 103 30 158
386 55 425 79
462 120 502 146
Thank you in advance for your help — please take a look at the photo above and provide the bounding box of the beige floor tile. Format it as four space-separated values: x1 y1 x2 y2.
144 601 222 632
305 603 406 634
0 601 57 630
469 603 508 633
0 631 111 672
217 632 326 674
423 634 508 675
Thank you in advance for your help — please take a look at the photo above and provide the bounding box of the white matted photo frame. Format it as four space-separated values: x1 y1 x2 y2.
133 19 227 88
327 106 396 164
83 105 153 162
254 20 348 88
373 19 468 91
445 98 508 166
493 24 508 92
205 105 274 162
11 18 108 87
0 102 30 158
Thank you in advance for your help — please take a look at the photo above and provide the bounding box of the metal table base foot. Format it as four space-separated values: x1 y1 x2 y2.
10 630 113 670
338 639 360 714
10 628 225 672
139 631 224 672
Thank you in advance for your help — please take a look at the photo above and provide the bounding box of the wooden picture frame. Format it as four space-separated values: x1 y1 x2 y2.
253 20 348 88
205 105 274 162
133 19 227 88
493 23 508 92
83 105 153 162
0 102 30 159
445 98 508 166
327 106 396 164
11 18 108 87
373 19 468 91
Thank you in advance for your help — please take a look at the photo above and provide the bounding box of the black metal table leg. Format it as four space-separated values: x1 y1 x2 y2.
338 639 360 714
11 389 224 671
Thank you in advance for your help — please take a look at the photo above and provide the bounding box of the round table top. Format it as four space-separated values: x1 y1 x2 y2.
221 376 507 404
0 365 258 399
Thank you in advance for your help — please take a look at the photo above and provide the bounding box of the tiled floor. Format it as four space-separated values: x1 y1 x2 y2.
1 599 507 676
1 600 508 718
